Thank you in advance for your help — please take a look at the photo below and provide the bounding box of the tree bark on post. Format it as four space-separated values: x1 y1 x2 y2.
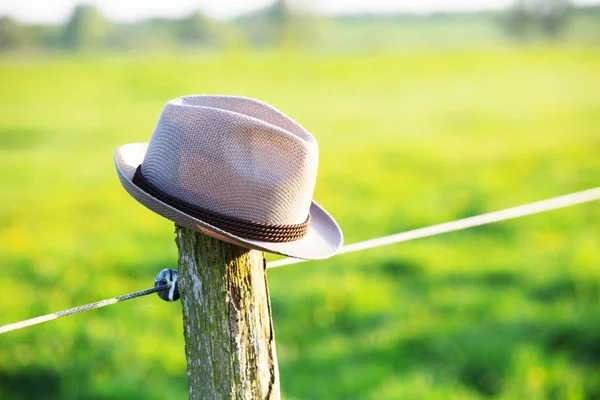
175 224 280 400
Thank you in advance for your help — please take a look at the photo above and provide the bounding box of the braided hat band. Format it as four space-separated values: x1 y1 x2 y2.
132 165 310 242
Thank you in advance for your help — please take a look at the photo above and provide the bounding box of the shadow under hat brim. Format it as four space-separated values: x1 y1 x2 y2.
114 143 343 260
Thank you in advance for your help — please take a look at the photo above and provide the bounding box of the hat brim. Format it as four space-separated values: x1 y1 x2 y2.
114 143 343 260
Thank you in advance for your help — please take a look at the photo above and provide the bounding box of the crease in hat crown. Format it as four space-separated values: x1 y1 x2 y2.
139 95 319 227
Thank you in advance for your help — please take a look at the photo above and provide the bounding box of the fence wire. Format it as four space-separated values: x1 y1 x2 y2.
0 285 170 335
2 186 599 334
267 187 600 269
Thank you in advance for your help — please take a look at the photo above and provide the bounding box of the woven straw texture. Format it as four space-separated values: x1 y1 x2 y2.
143 95 318 225
114 95 343 259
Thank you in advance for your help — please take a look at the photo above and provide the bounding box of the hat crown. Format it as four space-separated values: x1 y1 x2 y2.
140 95 319 225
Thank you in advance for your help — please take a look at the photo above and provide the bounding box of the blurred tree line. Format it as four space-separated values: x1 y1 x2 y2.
0 0 315 53
0 0 597 53
504 0 571 39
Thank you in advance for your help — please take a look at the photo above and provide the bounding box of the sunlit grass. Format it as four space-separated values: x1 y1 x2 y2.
0 46 599 399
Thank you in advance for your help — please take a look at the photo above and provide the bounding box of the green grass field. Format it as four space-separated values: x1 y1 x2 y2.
0 46 599 399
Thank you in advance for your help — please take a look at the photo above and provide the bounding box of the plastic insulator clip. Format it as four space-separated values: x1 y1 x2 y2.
154 268 180 302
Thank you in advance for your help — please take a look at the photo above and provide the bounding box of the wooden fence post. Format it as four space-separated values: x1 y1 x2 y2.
174 224 281 400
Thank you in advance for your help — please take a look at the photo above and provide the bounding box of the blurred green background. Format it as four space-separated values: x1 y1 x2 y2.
1 1 599 399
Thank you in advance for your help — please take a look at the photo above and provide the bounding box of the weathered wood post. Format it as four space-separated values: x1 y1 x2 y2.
175 225 280 400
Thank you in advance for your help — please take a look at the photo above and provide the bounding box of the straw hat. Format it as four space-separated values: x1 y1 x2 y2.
114 95 343 260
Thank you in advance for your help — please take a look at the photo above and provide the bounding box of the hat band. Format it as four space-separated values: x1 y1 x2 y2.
132 165 310 242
